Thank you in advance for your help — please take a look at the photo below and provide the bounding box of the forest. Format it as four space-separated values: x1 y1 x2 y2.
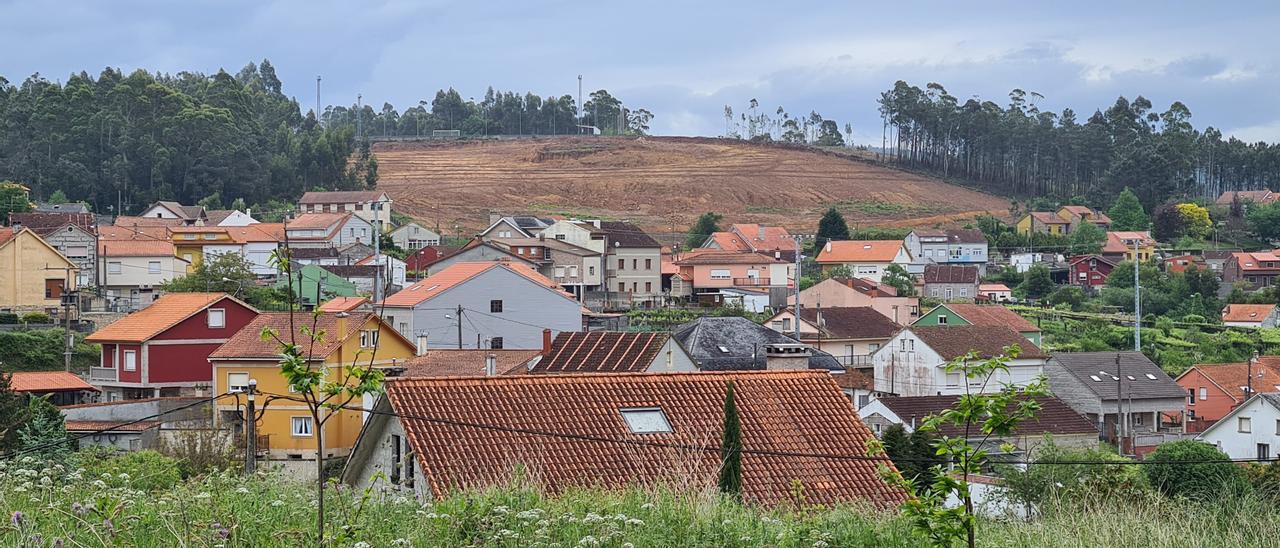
877 80 1280 208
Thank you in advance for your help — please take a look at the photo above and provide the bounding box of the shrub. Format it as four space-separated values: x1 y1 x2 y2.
1144 440 1248 500
154 429 242 478
999 437 1151 510
1245 463 1280 502
0 313 18 324
19 312 51 324
1047 286 1086 310
1181 314 1206 324
80 450 182 491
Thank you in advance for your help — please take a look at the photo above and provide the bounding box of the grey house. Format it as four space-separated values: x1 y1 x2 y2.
922 264 980 302
10 212 97 287
672 316 842 370
389 222 441 250
1046 352 1187 449
422 240 538 275
904 229 989 275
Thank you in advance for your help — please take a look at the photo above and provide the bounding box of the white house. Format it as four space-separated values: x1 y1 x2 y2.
1197 393 1280 461
210 209 259 227
285 213 375 249
389 222 441 250
1222 304 1279 329
814 240 912 283
97 240 191 310
298 191 392 231
138 201 205 224
871 325 1050 397
904 229 989 275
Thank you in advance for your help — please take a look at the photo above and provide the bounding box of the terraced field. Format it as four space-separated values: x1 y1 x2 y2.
373 137 1011 239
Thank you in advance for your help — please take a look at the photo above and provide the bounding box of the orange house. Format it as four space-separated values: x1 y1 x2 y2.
1176 358 1280 433
672 249 791 290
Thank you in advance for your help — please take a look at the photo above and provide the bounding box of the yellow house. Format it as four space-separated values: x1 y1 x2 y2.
210 311 417 471
1015 212 1069 236
0 227 78 312
171 227 236 272
1103 231 1156 262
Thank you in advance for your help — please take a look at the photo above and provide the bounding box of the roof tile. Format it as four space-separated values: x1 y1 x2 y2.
86 293 244 343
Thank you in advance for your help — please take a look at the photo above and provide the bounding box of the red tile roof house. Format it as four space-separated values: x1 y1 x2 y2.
814 240 912 283
1176 357 1280 433
6 371 99 406
404 245 459 274
527 331 697 374
672 249 791 292
341 370 907 507
792 277 920 324
870 325 1050 397
858 395 1097 453
85 292 258 400
763 306 901 368
1222 304 1279 328
1068 254 1116 288
1223 251 1280 291
700 223 798 262
1215 189 1277 206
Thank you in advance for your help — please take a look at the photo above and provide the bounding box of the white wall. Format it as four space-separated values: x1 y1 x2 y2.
1198 398 1280 460
872 329 1045 397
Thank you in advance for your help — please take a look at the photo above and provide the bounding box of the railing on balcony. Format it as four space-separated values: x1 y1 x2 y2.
732 277 773 287
89 367 117 383
835 355 873 367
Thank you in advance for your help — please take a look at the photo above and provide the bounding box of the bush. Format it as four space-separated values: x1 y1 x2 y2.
154 429 242 478
1000 437 1151 509
19 312 51 324
1245 463 1280 502
1047 286 1086 310
79 449 182 491
0 313 18 324
1144 440 1248 500
1181 314 1206 324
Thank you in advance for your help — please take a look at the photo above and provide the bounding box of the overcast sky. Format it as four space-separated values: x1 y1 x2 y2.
4 0 1280 143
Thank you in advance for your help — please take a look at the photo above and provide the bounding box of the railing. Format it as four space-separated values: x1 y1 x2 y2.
89 367 117 382
835 355 873 367
732 277 773 287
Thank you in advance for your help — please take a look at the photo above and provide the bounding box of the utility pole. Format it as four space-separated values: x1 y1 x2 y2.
456 305 464 349
245 379 257 475
372 200 383 302
1116 353 1124 445
1248 351 1258 399
356 94 363 138
577 75 583 129
1133 237 1141 352
793 237 803 340
46 265 75 371
316 76 322 127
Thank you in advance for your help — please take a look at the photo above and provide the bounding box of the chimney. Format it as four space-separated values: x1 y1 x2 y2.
416 334 429 356
485 353 497 376
335 311 350 341
542 328 553 355
757 225 766 241
824 241 832 253
764 343 811 371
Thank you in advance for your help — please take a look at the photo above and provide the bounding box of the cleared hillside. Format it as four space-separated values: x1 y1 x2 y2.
373 137 1011 239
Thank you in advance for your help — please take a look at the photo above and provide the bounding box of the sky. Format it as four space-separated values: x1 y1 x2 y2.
4 0 1280 143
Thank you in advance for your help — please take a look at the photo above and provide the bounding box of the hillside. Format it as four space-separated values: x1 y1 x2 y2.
373 137 1012 240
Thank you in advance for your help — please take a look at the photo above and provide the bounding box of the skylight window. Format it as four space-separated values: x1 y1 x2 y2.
1090 375 1102 382
717 345 730 353
1126 375 1136 381
1146 374 1157 380
620 408 673 434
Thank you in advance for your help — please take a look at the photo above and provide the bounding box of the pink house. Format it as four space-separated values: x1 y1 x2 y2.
672 249 791 290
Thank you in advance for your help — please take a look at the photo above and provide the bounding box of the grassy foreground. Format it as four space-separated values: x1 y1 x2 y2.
1 457 1279 547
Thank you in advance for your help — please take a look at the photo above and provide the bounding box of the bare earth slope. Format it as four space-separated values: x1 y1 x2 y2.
374 137 1010 236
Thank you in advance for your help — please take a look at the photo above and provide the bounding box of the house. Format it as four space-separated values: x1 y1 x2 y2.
1215 190 1277 207
416 239 536 276
222 223 286 277
10 212 97 287
858 395 1097 451
401 349 545 377
913 303 1042 346
341 370 907 507
479 214 555 239
701 223 798 262
904 229 988 274
1196 393 1280 461
600 221 663 306
289 247 341 266
206 209 259 226
1177 357 1280 433
485 236 603 299
764 307 900 368
338 242 375 264
85 293 258 400
1055 205 1112 232
319 265 385 294
1102 231 1156 262
922 264 980 301
352 254 408 294
0 228 79 314
1009 252 1058 274
298 191 392 231
139 201 206 225
1165 254 1204 274
671 316 841 370
792 277 920 323
1016 212 1069 236
318 296 371 314
871 326 1049 397
404 246 458 273
672 249 790 291
1068 255 1116 288
35 202 90 214
1203 250 1234 274
978 283 1012 302
377 262 582 349
170 226 237 271
389 222 440 250
815 240 911 282
830 367 879 410
528 331 695 373
275 264 359 308
210 311 416 473
1222 304 1279 328
285 213 376 249
1223 251 1280 290
60 397 213 451
1044 352 1187 451
6 371 99 406
97 239 190 311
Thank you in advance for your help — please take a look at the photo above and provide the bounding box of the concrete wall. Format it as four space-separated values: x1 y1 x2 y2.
1198 399 1280 460
409 267 582 349
608 247 662 298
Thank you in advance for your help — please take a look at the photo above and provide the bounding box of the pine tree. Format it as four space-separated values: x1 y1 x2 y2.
816 207 850 244
686 212 724 250
16 397 69 463
1108 188 1149 231
717 381 743 500
0 374 28 453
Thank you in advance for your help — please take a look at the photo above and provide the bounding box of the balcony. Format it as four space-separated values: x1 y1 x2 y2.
89 367 118 383
835 355 873 367
732 277 774 287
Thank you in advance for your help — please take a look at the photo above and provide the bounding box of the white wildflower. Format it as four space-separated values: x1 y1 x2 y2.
117 473 130 481
625 518 644 526
270 500 285 507
578 536 599 546
640 503 654 510
235 487 250 494
352 542 371 548
195 492 212 500
491 505 510 514
391 539 411 546
583 512 604 524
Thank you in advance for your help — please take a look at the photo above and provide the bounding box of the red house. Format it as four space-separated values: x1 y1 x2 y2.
1068 255 1116 287
405 245 458 273
1176 357 1280 433
85 293 258 401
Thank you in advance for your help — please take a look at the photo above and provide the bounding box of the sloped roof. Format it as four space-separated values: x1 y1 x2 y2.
531 332 671 373
209 312 366 360
1232 251 1280 272
287 213 351 230
86 293 246 343
600 220 660 248
6 371 98 393
729 224 796 252
98 224 171 241
672 316 840 370
816 240 904 263
704 232 750 251
829 368 874 391
923 264 980 284
942 304 1040 333
1216 190 1275 205
673 249 785 265
401 349 543 377
318 296 370 313
913 228 988 244
321 265 380 279
1048 351 1186 400
911 326 1048 360
98 239 178 257
380 262 566 307
1103 231 1155 254
379 370 906 506
226 223 285 243
153 201 205 220
112 216 184 227
299 191 386 204
837 277 898 297
1222 304 1277 323
877 395 1096 438
1181 359 1280 404
35 202 90 214
9 212 95 234
288 247 340 259
1068 254 1117 268
1028 212 1068 225
979 283 1011 292
64 420 161 432
791 307 901 340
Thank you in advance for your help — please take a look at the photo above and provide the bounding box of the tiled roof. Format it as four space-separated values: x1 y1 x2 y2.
6 371 98 393
288 247 340 259
489 237 599 256
154 201 205 220
793 307 900 340
1048 351 1186 400
1028 212 1068 225
209 312 365 360
923 264 980 284
913 228 987 244
35 202 90 214
380 262 565 307
672 316 841 370
0 228 15 247
381 370 906 506
837 277 898 297
816 240 904 263
402 349 543 377
321 265 380 278
288 212 350 230
704 232 750 251
531 332 671 373
599 221 660 248
1232 252 1280 272
204 210 236 224
9 212 95 234
674 249 785 265
1182 359 1280 404
1068 254 1117 267
877 395 1097 438
729 224 796 252
98 239 178 257
112 216 184 227
86 293 244 343
318 296 370 313
226 223 285 243
911 325 1048 360
1222 304 1277 323
829 368 873 391
1103 231 1154 254
979 283 1011 292
943 304 1040 333
299 190 386 204
1216 190 1276 205
98 224 171 241
64 420 161 432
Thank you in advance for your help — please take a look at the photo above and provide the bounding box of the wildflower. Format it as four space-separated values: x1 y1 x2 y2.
640 502 654 510
353 542 371 548
28 534 42 545
740 536 752 542
195 492 212 500
583 512 604 524
92 480 107 489
813 542 829 548
622 543 635 548
71 502 86 516
11 511 23 527
391 539 411 546
52 539 64 547
578 536 599 546
117 473 131 481
491 505 510 514
236 487 250 494
270 500 285 507
626 518 644 526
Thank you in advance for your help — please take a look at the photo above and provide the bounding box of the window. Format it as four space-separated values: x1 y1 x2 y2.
1133 413 1144 426
782 318 791 331
405 451 416 488
771 321 784 330
869 343 880 352
554 266 566 278
617 258 625 270
390 434 402 485
516 247 525 255
45 279 64 299
555 234 566 240
645 282 652 293
65 245 87 258
399 322 408 334
108 262 122 275
618 282 625 292
207 308 226 328
183 233 196 240
123 350 137 372
1259 443 1271 461
291 417 313 437
710 269 731 280
1239 416 1253 433
937 315 948 325
959 287 967 297
202 234 217 240
1200 387 1208 400
620 407 673 434
874 423 881 433
857 394 870 409
1188 388 1195 405
228 373 250 393
588 266 595 276
569 265 578 277
631 282 637 292
490 300 503 313
359 330 380 348
900 338 914 351
148 261 161 274
1276 419 1280 436
632 259 638 270
946 371 961 387
645 258 652 270
355 203 364 211
490 337 504 349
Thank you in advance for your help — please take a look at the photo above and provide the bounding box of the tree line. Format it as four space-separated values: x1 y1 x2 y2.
877 80 1280 208
722 99 849 146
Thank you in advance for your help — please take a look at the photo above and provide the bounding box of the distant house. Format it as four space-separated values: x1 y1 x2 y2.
0 228 79 314
352 254 408 293
1165 254 1204 274
792 277 920 323
1215 190 1276 207
1016 212 1069 236
913 303 1042 346
1068 255 1117 288
35 202 90 214
317 296 371 314
600 221 664 305
859 395 1097 452
486 236 603 299
1203 250 1233 274
871 326 1049 397
672 316 841 371
479 214 555 239
319 265 384 294
1223 251 1280 291
1045 352 1186 450
922 264 980 301
6 371 99 406
1222 304 1279 328
60 397 212 451
139 201 206 225
285 213 375 249
289 246 341 266
527 331 695 374
416 239 536 275
701 223 798 262
1177 357 1280 433
402 349 544 377
298 191 392 231
1055 205 1112 232
404 245 458 273
342 370 907 507
764 307 900 368
275 264 359 308
206 209 259 226
978 283 1012 302
1102 231 1155 262
97 239 190 311
221 223 286 277
814 240 912 282
10 212 97 286
1196 393 1280 461
389 222 440 250
672 249 790 292
904 229 988 274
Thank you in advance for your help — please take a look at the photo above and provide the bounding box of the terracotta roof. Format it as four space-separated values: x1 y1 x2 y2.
816 240 904 264
98 224 171 241
942 304 1040 333
1103 231 1154 254
299 191 387 204
877 395 1096 438
380 262 565 307
226 223 285 243
1068 254 1117 267
829 368 873 391
380 370 906 506
979 283 1011 292
729 224 796 252
6 371 98 393
86 293 244 343
1048 352 1186 400
923 264 980 284
9 212 95 234
599 221 660 248
402 349 542 377
531 332 671 373
1182 359 1280 404
287 212 351 230
1232 252 1280 272
98 239 178 257
152 201 205 220
209 312 366 360
112 216 184 227
0 228 16 246
910 325 1048 360
704 232 750 251
791 307 901 340
674 249 785 265
1222 304 1277 323
1028 212 1068 225
64 420 161 432
837 277 898 297
318 296 370 313
1216 190 1276 205
204 210 236 224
